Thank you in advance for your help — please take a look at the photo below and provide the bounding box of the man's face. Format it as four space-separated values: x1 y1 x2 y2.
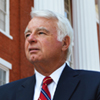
25 17 63 64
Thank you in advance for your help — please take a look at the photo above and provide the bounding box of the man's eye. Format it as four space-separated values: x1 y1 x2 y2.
39 32 45 35
25 34 30 38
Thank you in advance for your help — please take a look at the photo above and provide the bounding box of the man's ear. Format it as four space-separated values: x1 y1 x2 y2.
62 36 70 51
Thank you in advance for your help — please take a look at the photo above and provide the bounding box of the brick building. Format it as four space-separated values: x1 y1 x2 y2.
0 0 34 85
0 0 100 85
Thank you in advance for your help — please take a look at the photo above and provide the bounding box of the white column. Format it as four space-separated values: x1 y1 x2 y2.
72 0 100 71
34 0 65 16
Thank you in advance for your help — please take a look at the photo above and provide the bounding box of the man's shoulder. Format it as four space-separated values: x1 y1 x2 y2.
0 75 35 88
0 75 35 95
65 64 100 80
76 69 100 75
74 69 100 82
65 64 100 77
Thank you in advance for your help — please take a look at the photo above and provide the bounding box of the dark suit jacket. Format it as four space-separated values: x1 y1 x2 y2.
0 64 100 100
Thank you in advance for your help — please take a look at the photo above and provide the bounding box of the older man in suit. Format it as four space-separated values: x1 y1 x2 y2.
0 9 100 100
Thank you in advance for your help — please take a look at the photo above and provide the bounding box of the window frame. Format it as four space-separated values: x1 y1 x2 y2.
0 0 13 39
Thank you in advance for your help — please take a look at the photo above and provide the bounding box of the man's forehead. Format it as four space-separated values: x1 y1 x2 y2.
28 18 56 27
29 17 57 25
25 17 58 34
28 17 47 28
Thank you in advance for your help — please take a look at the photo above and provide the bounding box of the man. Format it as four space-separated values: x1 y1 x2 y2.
0 9 100 100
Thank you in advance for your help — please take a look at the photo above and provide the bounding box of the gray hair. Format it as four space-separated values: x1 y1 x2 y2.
30 8 73 60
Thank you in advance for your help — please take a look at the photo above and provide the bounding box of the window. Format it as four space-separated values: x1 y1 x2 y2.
0 0 6 31
64 0 71 23
95 1 99 23
0 0 13 39
0 68 6 85
0 58 12 86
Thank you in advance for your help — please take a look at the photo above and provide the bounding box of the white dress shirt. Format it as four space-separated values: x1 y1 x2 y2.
33 63 66 100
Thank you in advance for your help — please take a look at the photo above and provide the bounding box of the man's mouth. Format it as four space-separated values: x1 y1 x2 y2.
29 48 40 53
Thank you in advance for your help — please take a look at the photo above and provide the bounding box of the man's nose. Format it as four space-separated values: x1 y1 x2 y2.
27 34 37 43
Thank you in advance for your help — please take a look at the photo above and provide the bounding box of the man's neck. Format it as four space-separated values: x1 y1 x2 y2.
33 59 66 76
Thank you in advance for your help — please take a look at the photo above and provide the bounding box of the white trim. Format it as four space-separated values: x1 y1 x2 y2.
0 0 13 40
0 29 13 39
0 58 12 69
6 69 9 83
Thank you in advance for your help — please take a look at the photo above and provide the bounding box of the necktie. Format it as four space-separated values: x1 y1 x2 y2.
38 76 53 100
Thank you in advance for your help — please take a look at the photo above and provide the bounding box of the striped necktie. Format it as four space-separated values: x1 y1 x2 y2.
38 76 53 100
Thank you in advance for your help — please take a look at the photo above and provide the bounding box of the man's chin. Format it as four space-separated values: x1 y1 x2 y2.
29 58 41 64
26 55 43 64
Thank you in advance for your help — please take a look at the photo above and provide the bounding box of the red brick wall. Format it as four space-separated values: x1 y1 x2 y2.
19 0 34 79
0 0 34 83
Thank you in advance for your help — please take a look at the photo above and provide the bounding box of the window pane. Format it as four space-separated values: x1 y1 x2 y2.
0 19 5 31
65 12 67 17
0 81 3 85
67 13 69 19
0 68 6 86
66 0 69 5
0 10 5 31
0 0 6 12
0 69 2 85
64 0 71 23
67 5 69 11
3 70 6 83
0 10 5 21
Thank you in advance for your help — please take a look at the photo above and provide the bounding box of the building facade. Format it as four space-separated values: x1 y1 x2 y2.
0 0 34 85
0 0 100 85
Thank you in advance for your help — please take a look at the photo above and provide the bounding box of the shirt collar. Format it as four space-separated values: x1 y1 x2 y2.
35 63 66 87
50 63 66 85
34 69 45 89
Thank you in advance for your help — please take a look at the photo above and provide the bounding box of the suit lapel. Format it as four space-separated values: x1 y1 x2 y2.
53 64 80 100
16 75 36 100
